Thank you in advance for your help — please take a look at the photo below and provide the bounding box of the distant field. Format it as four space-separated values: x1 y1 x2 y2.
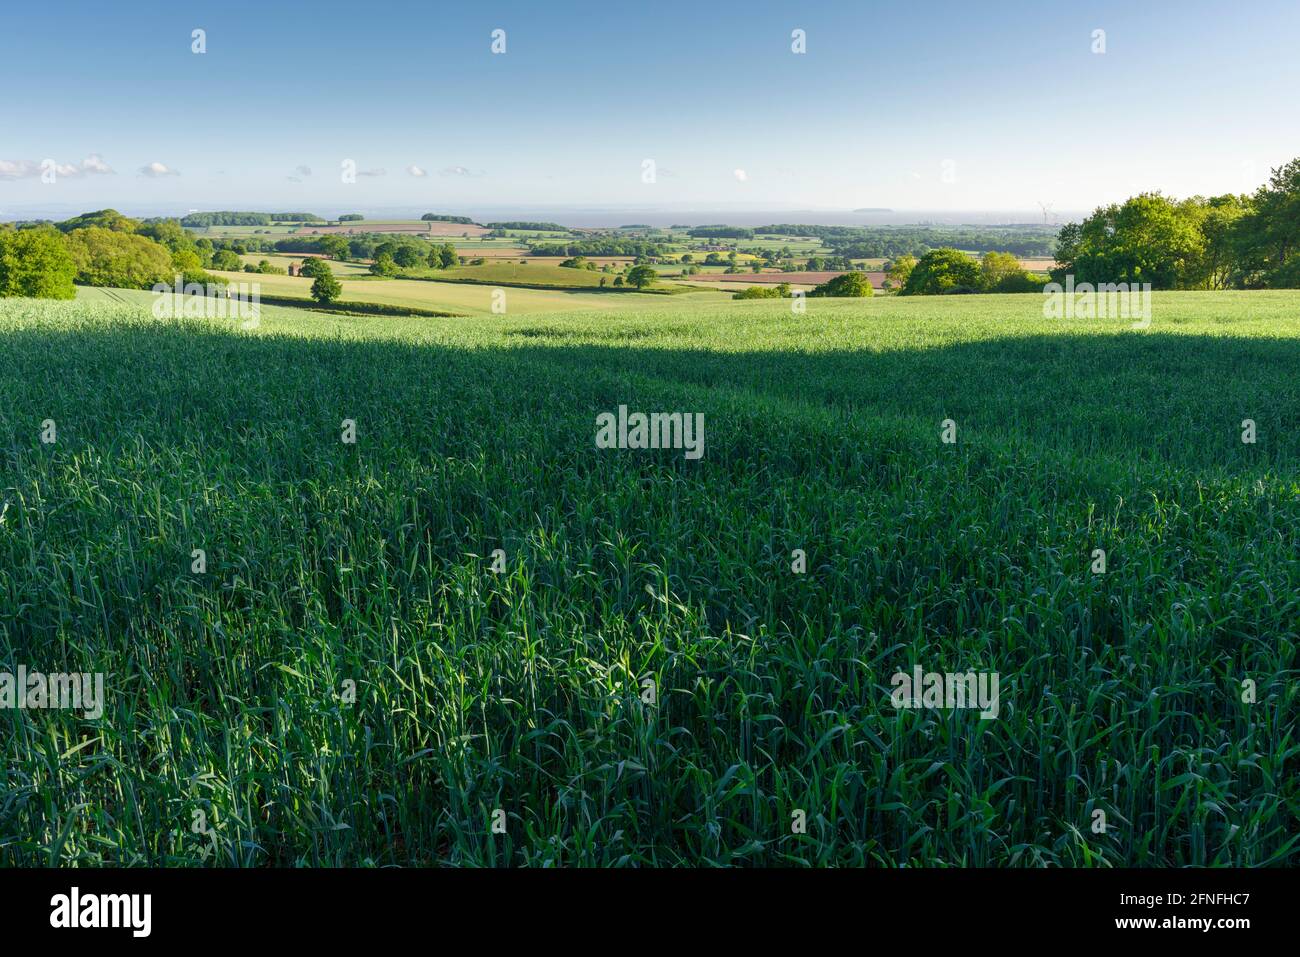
208 268 726 315
1020 258 1059 272
3 290 1296 866
238 254 371 278
690 270 849 285
427 261 629 288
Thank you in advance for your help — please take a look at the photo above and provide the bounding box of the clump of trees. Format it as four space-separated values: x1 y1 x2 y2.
533 239 667 258
422 214 475 224
1053 159 1300 289
179 211 323 227
732 283 793 300
66 228 175 288
689 226 756 240
897 249 1039 295
625 265 657 289
337 214 365 222
810 272 874 297
486 221 566 231
428 243 457 269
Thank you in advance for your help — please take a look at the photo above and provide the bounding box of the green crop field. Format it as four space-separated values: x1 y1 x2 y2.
0 290 1296 867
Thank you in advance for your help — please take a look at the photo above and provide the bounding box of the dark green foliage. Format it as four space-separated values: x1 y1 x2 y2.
901 248 983 295
310 269 342 303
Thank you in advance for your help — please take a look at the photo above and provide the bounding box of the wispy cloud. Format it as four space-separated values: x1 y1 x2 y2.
139 161 179 178
406 164 427 177
287 164 312 182
438 165 481 178
357 167 386 178
0 154 116 179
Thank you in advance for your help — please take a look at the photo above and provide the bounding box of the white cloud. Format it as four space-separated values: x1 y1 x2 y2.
139 161 180 177
0 159 40 179
0 155 116 179
406 164 427 177
438 165 479 177
81 154 114 174
733 168 748 182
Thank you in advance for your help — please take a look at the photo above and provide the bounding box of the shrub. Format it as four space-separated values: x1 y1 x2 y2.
732 286 783 300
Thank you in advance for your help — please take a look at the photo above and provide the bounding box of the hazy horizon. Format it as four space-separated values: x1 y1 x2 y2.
0 201 1085 229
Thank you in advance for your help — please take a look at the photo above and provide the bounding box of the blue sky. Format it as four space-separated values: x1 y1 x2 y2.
2 0 1298 218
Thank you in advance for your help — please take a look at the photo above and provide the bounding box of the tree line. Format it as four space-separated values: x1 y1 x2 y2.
1052 158 1300 289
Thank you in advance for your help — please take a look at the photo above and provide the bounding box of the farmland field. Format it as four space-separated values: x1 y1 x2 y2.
1 290 1296 867
205 268 728 315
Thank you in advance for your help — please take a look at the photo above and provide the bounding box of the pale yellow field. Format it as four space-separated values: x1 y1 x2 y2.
209 269 728 316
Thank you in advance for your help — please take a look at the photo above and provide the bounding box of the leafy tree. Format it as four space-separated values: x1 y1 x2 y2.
626 265 657 289
393 245 423 268
901 248 982 295
1232 159 1300 287
169 246 203 273
370 254 398 277
810 272 874 297
299 257 331 279
181 211 271 227
211 249 242 271
311 269 342 303
887 254 917 289
319 236 350 261
974 251 1039 292
0 226 77 299
141 219 191 250
66 228 173 289
438 243 457 268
